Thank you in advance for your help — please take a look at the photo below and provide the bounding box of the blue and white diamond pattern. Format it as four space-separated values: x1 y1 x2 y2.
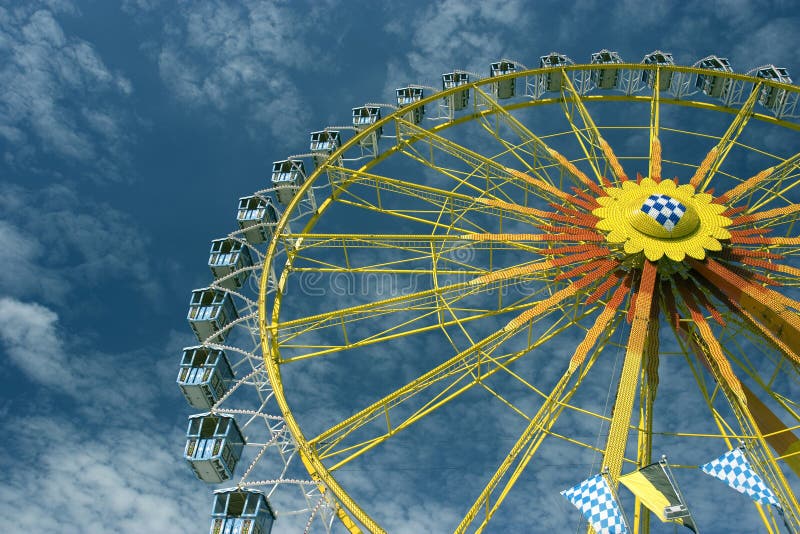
640 194 686 232
700 448 780 508
562 474 629 533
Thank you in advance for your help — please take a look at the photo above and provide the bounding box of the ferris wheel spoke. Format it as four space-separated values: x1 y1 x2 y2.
278 303 538 363
601 259 658 482
693 82 762 191
274 278 479 343
649 71 662 180
695 273 800 367
471 86 561 187
333 196 479 234
274 261 566 350
678 319 800 526
560 70 627 186
326 165 536 230
467 247 613 287
728 202 800 230
286 232 571 255
311 329 524 467
394 116 574 206
673 323 798 532
288 243 482 277
717 150 800 211
677 280 746 402
716 331 800 476
455 280 630 533
309 279 601 469
690 258 800 357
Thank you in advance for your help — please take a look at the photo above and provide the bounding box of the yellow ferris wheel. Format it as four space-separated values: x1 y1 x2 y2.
184 50 800 533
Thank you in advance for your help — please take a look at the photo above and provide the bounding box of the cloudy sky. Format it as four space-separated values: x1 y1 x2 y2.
1 0 799 532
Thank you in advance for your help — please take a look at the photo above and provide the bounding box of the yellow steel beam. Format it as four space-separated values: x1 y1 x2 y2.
648 70 661 181
311 286 601 467
394 117 572 205
694 82 761 191
690 258 800 357
472 88 554 182
716 151 800 211
560 69 624 186
456 279 630 532
602 260 658 482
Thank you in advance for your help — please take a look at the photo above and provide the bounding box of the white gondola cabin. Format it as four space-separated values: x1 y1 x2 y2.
209 238 253 290
236 195 278 244
185 413 244 483
352 106 382 133
271 159 306 206
177 346 234 409
490 61 516 99
752 65 793 113
187 288 239 343
442 72 470 111
695 55 733 99
641 50 674 91
590 49 623 90
352 106 382 150
395 86 424 124
309 130 341 167
210 489 276 534
539 52 573 91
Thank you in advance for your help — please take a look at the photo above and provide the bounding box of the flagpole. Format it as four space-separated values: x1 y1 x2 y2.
660 455 700 534
602 466 633 533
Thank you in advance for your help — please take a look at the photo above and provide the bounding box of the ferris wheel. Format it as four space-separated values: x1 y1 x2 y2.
178 50 800 533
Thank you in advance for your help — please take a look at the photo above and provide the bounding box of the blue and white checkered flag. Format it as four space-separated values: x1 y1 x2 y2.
562 473 630 533
700 448 780 508
640 194 686 231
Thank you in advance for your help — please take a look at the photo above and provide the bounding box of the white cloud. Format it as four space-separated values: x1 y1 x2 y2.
0 415 207 533
0 2 133 179
0 183 159 305
0 297 70 389
386 0 525 85
0 297 166 419
155 0 318 141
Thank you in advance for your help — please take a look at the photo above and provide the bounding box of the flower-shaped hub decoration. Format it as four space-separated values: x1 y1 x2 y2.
593 177 732 262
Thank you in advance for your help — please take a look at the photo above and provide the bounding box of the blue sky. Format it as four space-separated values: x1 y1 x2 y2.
1 0 799 532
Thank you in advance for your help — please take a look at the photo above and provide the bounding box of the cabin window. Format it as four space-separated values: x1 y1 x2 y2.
228 493 246 516
213 494 227 514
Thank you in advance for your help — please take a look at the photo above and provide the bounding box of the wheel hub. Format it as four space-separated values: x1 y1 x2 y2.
629 193 700 239
592 177 732 262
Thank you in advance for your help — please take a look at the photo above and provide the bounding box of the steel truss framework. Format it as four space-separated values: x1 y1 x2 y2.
188 62 800 533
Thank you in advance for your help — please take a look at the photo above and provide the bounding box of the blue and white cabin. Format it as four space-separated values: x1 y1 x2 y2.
539 53 573 91
177 346 234 409
271 159 306 206
309 130 341 167
695 55 733 99
490 61 516 99
352 106 382 149
395 86 424 123
442 72 470 110
236 195 278 244
590 49 623 90
753 65 792 112
188 288 239 343
209 238 253 290
641 50 674 91
185 413 244 483
210 489 276 534
352 106 382 132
